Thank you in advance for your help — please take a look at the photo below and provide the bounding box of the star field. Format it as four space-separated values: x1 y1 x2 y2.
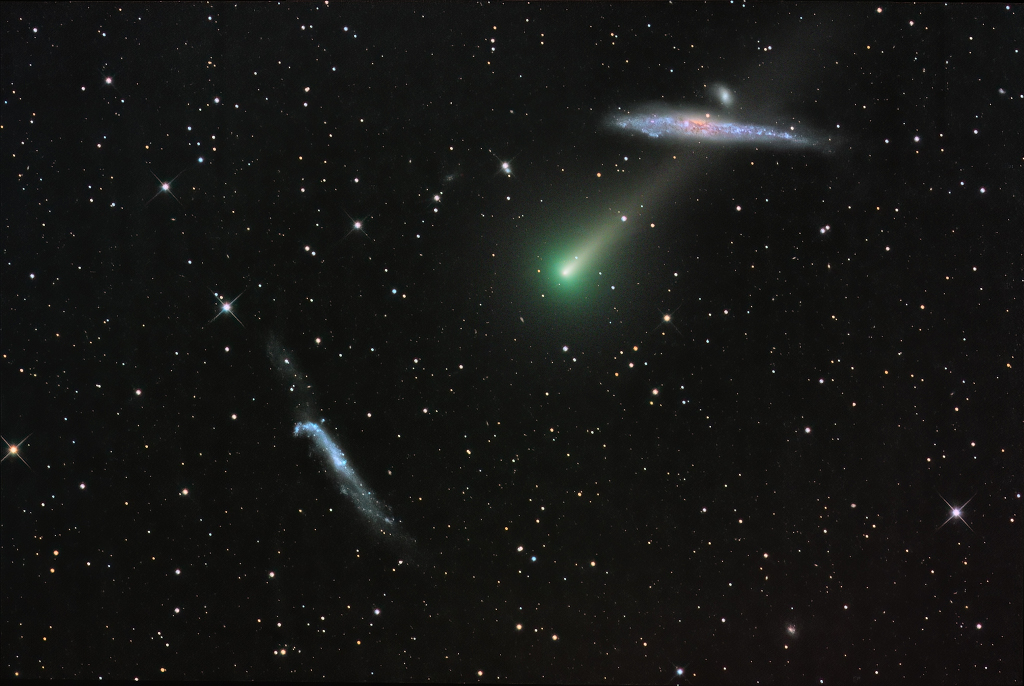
1 3 1021 683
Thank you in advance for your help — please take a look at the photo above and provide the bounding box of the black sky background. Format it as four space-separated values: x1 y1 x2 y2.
2 2 1021 682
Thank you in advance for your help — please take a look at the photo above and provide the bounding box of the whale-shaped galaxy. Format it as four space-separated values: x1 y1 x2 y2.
609 109 814 147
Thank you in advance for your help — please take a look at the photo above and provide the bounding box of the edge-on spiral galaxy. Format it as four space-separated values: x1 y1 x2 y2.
609 109 815 147
294 421 410 544
293 422 392 527
267 338 413 547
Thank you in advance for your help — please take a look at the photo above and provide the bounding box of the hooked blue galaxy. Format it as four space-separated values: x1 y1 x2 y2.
294 421 403 537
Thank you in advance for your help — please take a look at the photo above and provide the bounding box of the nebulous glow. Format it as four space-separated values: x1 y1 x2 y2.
557 217 628 280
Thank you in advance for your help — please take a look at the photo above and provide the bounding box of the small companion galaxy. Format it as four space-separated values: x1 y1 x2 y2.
2 3 1021 683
